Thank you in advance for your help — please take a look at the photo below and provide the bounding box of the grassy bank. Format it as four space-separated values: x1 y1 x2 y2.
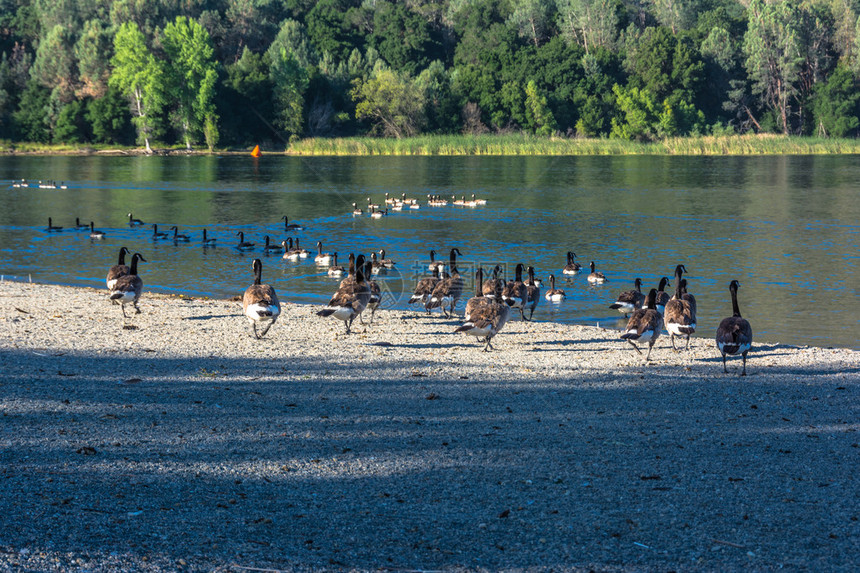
4 134 860 156
286 133 860 156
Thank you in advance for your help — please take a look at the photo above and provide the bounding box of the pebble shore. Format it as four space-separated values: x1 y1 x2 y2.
1 281 858 572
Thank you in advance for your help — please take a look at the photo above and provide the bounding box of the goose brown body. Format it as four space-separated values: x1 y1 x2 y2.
242 258 281 339
716 280 753 376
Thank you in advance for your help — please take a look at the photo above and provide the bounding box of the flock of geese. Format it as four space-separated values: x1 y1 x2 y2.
45 200 753 376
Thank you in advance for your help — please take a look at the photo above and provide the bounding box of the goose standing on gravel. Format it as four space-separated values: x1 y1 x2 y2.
202 229 216 246
242 258 281 339
716 280 753 376
128 213 144 226
655 276 671 315
456 270 510 352
665 278 697 351
109 253 146 318
482 265 503 300
609 278 645 317
235 231 255 251
620 288 663 361
425 248 464 318
106 246 131 290
501 263 527 318
89 221 106 240
314 241 333 265
46 218 63 232
363 260 382 324
587 261 606 284
317 256 371 334
282 216 303 231
562 252 581 275
151 224 168 240
170 226 190 242
408 265 444 310
544 274 566 301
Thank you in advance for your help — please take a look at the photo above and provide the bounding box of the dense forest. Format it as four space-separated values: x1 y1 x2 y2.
1 0 860 150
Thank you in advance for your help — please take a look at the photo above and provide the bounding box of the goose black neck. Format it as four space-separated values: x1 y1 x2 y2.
253 260 263 285
475 268 483 296
730 283 742 317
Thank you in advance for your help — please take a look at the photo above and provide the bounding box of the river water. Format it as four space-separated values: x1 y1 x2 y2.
1 154 857 349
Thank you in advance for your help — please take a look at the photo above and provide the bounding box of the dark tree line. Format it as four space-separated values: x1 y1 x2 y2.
1 0 860 149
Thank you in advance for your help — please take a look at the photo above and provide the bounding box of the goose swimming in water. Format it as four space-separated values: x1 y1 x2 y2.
89 221 106 240
544 274 566 301
609 278 645 317
314 241 334 265
262 235 281 253
242 258 281 339
235 231 255 251
716 280 753 376
127 213 144 226
202 229 216 246
151 224 169 240
170 226 190 242
282 216 303 231
46 218 63 232
327 253 346 277
74 217 90 230
562 252 582 275
587 261 606 284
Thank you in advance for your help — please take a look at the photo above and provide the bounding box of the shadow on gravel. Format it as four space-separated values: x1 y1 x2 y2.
1 347 858 572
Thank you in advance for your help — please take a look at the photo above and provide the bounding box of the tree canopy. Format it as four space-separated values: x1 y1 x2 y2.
2 0 859 147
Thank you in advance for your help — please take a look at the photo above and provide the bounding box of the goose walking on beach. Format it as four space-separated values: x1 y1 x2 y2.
716 280 753 376
408 265 444 309
317 255 372 334
109 253 146 318
482 265 503 300
620 288 663 361
242 259 281 339
106 246 131 290
501 263 527 319
425 248 464 318
456 268 510 352
665 278 697 351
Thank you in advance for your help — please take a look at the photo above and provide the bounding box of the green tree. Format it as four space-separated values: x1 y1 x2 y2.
86 85 133 144
161 16 220 150
30 23 75 101
743 0 804 133
53 99 89 143
556 0 620 53
75 19 111 98
352 65 425 137
810 63 859 136
109 21 165 152
306 0 361 62
610 83 659 140
367 1 440 76
267 19 314 138
524 79 556 134
508 0 554 47
13 78 51 142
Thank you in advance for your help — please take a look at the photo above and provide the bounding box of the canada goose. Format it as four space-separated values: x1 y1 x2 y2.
401 192 419 205
369 252 387 275
262 235 281 253
427 249 445 273
524 266 541 320
170 226 190 242
409 202 420 210
74 217 89 230
620 288 663 361
456 275 510 352
501 263 527 318
293 238 310 258
242 258 281 339
609 278 645 317
465 268 492 321
366 197 380 210
327 253 346 277
338 254 365 289
202 228 216 246
384 192 396 205
408 265 444 309
363 260 382 324
463 195 478 207
482 265 503 300
314 241 333 265
151 224 168 240
317 256 371 334
669 264 687 297
665 278 697 351
452 195 465 206
46 217 63 232
377 249 396 269
562 251 581 275
471 193 487 205
390 200 404 211
545 274 566 301
282 216 303 231
281 239 301 261
109 253 145 318
587 261 606 284
352 202 363 216
89 221 106 240
235 231 255 250
716 280 753 376
655 276 671 315
106 246 131 290
369 205 387 218
128 213 144 226
425 248 464 318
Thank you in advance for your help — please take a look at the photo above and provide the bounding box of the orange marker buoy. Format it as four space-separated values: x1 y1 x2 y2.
251 145 261 157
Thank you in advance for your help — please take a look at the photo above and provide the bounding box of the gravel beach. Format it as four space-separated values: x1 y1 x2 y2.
1 281 858 572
